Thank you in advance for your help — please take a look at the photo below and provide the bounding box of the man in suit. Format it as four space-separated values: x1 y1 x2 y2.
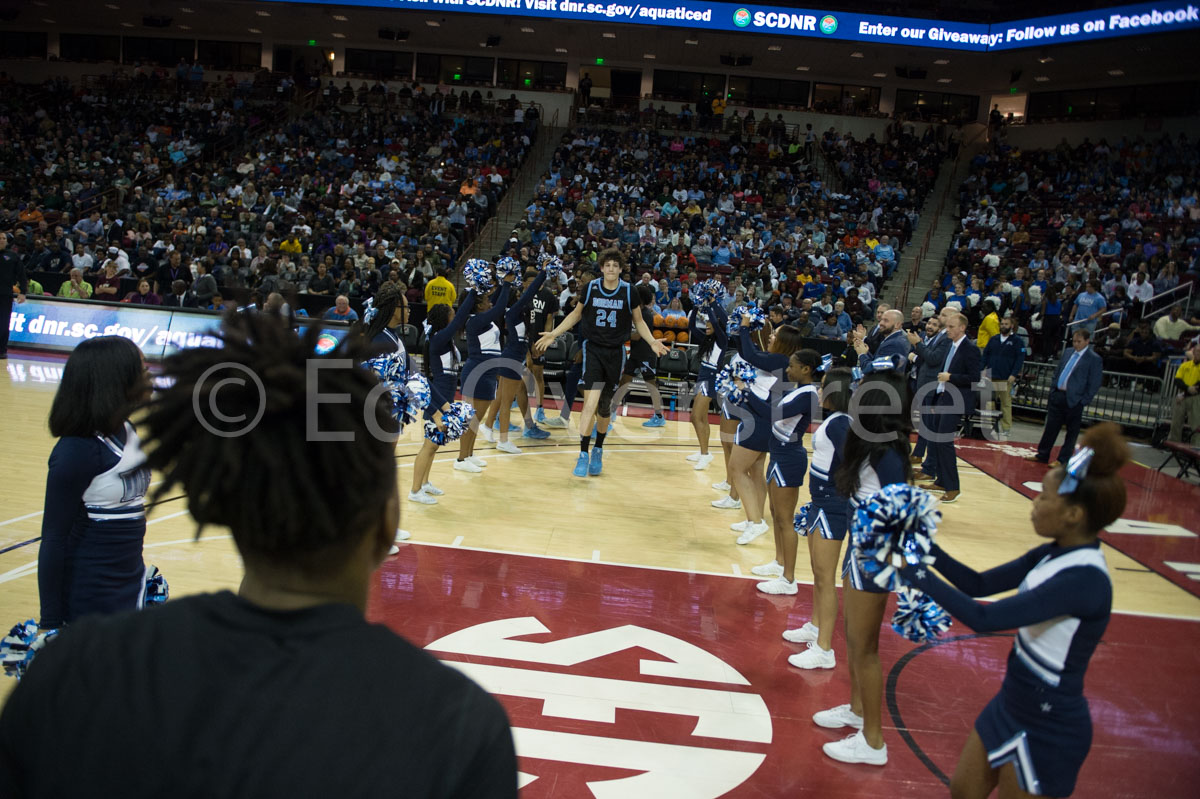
981 315 1026 439
0 232 29 359
851 309 910 370
919 312 980 503
1031 328 1104 466
907 308 952 476
862 302 892 353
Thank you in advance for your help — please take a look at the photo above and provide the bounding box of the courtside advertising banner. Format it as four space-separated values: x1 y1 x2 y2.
268 0 1200 51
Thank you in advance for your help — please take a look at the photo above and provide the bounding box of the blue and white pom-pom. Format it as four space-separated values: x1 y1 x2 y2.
891 586 952 643
819 353 835 373
715 360 758 405
363 353 431 426
424 400 475 445
794 502 813 537
850 483 942 592
495 256 522 279
463 258 495 293
143 565 169 606
693 278 725 307
361 297 378 326
537 253 564 280
726 304 768 336
1 620 58 680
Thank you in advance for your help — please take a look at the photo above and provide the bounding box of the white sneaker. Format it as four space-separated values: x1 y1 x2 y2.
686 451 702 462
693 453 715 470
789 642 836 670
388 545 400 555
542 415 568 428
782 622 819 644
823 731 887 766
478 425 496 443
421 482 444 496
756 577 798 595
731 519 751 532
712 480 731 491
394 529 412 542
454 459 483 473
468 456 487 468
812 703 864 730
408 490 437 505
496 440 522 455
751 560 784 577
712 496 742 510
736 521 770 545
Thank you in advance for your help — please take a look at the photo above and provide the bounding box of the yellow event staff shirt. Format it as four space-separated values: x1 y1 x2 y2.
424 276 457 309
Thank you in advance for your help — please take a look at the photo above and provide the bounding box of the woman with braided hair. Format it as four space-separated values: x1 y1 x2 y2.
0 312 518 795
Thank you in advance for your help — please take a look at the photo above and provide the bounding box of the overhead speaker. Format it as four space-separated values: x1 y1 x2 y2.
378 28 396 40
735 55 753 67
142 15 172 28
719 54 735 66
485 35 501 47
396 29 410 42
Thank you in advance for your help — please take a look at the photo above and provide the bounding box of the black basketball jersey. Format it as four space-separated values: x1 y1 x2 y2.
580 278 637 348
527 287 560 339
629 306 656 360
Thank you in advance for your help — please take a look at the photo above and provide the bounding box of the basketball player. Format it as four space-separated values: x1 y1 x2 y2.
38 337 152 630
617 283 667 428
535 249 667 477
528 267 562 426
898 424 1126 799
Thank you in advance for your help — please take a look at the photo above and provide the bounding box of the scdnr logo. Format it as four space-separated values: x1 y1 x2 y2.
428 616 772 797
819 14 838 34
733 7 751 27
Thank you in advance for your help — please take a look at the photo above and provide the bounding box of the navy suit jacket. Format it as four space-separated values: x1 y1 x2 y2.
871 329 912 366
936 336 982 400
912 331 950 388
1052 346 1103 408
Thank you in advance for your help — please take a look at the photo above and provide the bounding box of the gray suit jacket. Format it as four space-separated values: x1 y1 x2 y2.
913 331 950 388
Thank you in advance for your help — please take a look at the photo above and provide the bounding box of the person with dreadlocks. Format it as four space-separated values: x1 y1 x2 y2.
36 336 152 631
360 281 414 544
0 313 519 795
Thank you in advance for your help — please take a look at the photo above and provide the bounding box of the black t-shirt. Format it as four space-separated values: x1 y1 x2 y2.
629 306 656 360
0 591 517 798
579 278 637 348
527 287 560 339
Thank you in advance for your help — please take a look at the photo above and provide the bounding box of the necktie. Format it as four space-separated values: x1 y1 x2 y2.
938 340 958 394
1058 351 1081 390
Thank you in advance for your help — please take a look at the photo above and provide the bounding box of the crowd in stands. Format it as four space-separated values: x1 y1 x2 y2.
2 77 534 319
918 131 1200 374
489 123 944 341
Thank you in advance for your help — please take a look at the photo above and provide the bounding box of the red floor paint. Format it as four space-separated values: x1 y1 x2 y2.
369 544 1200 798
955 440 1200 598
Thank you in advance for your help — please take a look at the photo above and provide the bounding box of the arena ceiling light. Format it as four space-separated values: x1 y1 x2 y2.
873 72 887 77
105 3 120 9
521 27 534 33
425 20 440 27
555 47 567 53
643 53 656 59
180 6 194 12
41 17 55 23
332 32 345 38
121 22 133 27
767 45 782 51
255 9 271 16
248 27 261 33
933 58 949 64
1034 75 1050 81
602 32 616 38
1038 55 1054 63
685 38 699 45
178 24 191 30
332 14 348 21
795 65 810 71
937 77 952 83
1108 69 1125 76
850 52 864 58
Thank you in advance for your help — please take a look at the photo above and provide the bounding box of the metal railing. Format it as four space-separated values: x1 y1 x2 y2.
1012 360 1178 430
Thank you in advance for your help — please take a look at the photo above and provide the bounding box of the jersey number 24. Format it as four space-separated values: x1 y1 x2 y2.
595 308 617 328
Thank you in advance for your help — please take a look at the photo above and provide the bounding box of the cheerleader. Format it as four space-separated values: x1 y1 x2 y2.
39 336 152 630
455 274 514 472
685 299 728 471
736 348 821 593
898 424 1126 798
815 369 912 766
408 290 476 504
487 267 552 454
785 366 854 669
360 282 415 545
725 317 804 545
711 320 773 515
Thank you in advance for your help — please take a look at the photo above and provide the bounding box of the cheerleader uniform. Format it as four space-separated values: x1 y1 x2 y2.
732 327 786 453
804 411 852 539
460 282 512 402
425 291 475 421
497 272 548 381
842 449 908 594
741 383 818 487
691 302 728 399
903 542 1111 797
38 422 151 629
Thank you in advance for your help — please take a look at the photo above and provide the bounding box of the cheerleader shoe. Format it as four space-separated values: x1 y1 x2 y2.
712 496 741 510
823 732 887 766
496 441 522 455
408 490 437 505
751 560 784 577
421 482 444 496
478 425 496 443
642 414 667 428
468 456 488 468
812 704 864 730
573 452 590 478
756 577 798 595
788 643 836 670
542 415 568 428
388 545 401 555
712 480 732 492
686 451 703 462
395 529 411 542
693 453 715 470
454 458 483 473
782 622 819 644
736 521 770 545
731 519 752 532
588 447 604 476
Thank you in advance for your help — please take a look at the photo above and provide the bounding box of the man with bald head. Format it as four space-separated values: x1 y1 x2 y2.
920 311 980 504
852 308 910 371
